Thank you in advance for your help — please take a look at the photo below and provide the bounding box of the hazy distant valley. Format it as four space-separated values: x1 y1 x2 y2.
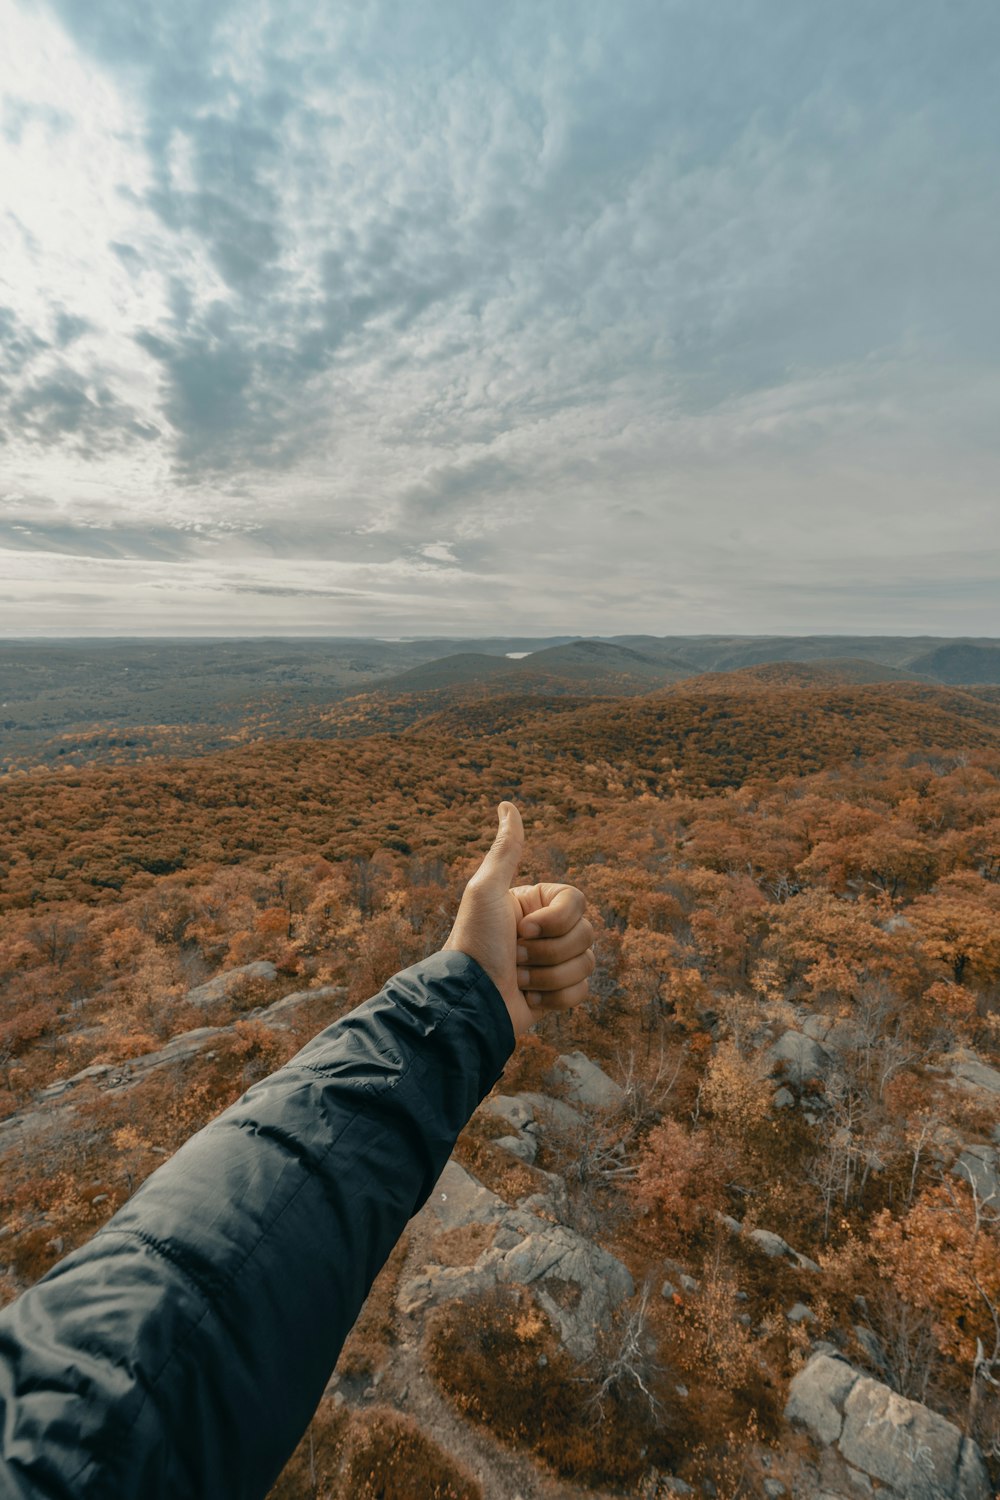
3 633 1000 772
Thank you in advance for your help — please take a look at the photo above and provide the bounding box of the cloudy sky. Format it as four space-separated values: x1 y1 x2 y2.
1 0 998 637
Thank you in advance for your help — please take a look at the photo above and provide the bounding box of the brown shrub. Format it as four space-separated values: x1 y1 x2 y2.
425 1284 676 1487
633 1118 725 1248
495 1031 559 1094
344 1407 482 1500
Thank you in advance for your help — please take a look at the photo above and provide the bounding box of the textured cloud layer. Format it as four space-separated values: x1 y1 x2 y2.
2 0 998 634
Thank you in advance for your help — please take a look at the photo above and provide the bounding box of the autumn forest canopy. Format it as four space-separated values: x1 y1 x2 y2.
1 637 999 1498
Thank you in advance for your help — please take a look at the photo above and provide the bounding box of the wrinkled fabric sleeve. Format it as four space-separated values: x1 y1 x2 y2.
0 951 514 1500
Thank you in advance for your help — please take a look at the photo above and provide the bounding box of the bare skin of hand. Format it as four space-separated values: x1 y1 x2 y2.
443 802 594 1037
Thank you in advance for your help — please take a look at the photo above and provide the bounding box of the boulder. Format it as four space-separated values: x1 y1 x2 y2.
495 1133 538 1164
802 1014 861 1052
766 1030 833 1085
403 1160 633 1359
495 1223 634 1356
747 1227 820 1272
839 1374 990 1500
773 1086 795 1109
517 1092 585 1133
786 1353 859 1445
554 1052 625 1110
185 961 277 1008
786 1352 991 1500
481 1094 535 1131
424 1160 507 1231
259 983 344 1016
947 1051 1000 1099
953 1144 999 1207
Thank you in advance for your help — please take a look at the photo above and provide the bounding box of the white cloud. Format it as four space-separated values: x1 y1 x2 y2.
1 0 998 633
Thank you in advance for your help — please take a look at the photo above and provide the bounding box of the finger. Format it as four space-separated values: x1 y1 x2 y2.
472 803 524 892
516 885 585 940
517 948 595 993
516 916 594 967
524 978 591 1013
513 881 583 917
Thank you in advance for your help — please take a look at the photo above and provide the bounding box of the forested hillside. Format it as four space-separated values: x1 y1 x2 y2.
1 675 998 1497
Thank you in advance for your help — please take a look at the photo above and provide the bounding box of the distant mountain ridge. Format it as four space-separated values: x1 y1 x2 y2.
3 633 1000 771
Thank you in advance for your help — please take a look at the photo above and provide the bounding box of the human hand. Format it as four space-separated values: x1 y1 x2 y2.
443 802 594 1037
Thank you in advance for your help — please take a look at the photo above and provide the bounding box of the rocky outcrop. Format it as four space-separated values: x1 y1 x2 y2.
745 1226 821 1273
400 1161 634 1361
766 1030 834 1086
786 1350 991 1499
946 1050 1000 1101
553 1052 625 1111
184 960 278 1007
953 1144 999 1206
0 984 345 1154
801 1014 862 1053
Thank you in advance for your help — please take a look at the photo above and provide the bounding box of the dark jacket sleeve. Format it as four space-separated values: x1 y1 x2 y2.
0 950 515 1500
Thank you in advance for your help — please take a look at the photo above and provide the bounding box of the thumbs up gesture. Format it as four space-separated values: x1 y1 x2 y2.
443 802 594 1036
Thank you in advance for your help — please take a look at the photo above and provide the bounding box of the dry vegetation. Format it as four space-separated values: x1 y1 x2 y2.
1 676 999 1493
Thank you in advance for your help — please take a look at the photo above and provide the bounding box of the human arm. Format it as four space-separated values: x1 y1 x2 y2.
0 952 513 1500
0 804 592 1499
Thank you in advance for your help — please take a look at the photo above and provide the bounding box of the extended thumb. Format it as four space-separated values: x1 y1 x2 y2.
475 802 524 889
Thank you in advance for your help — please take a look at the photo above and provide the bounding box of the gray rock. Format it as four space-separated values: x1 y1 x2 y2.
839 1373 990 1500
403 1161 633 1359
424 1160 507 1231
130 1027 223 1071
554 1051 625 1110
773 1086 795 1109
518 1092 585 1133
185 961 278 1007
747 1227 820 1272
948 1052 1000 1098
481 1094 536 1131
786 1352 991 1500
953 1144 999 1207
517 1191 560 1218
66 1062 113 1085
766 1030 833 1085
787 1302 816 1324
716 1212 743 1235
495 1133 538 1164
495 1224 634 1358
763 1482 787 1499
802 1015 861 1051
748 1228 792 1258
786 1353 860 1445
679 1273 700 1294
36 1080 71 1100
260 983 344 1016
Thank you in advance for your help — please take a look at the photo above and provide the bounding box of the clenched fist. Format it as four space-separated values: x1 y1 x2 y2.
443 802 594 1036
